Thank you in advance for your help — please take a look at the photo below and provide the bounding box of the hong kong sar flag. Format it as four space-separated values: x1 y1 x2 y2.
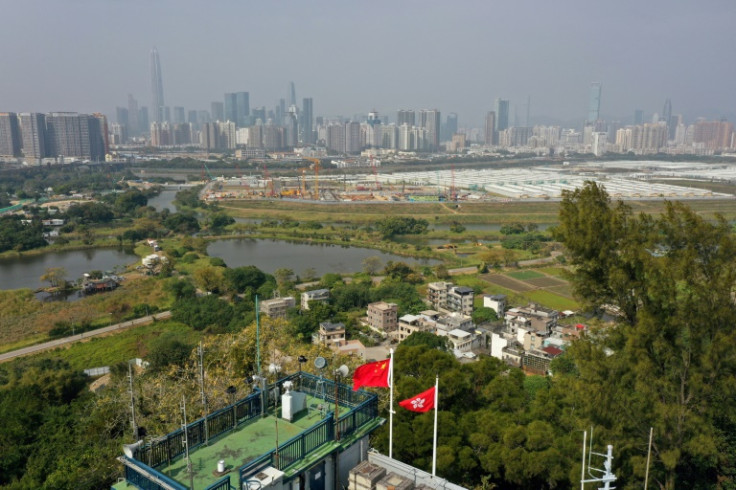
399 386 436 413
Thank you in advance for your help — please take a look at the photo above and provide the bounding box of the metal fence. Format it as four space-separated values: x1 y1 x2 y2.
122 456 188 490
134 391 262 468
205 475 231 490
128 372 379 489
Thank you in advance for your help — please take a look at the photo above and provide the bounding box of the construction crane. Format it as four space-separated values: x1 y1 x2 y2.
370 155 381 191
262 164 276 197
299 168 308 198
201 163 214 182
303 158 321 200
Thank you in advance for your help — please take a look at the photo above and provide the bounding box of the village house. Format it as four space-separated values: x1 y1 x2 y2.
301 288 330 310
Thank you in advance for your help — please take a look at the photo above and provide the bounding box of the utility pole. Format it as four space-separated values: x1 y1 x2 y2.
198 342 209 445
128 362 137 438
181 396 194 490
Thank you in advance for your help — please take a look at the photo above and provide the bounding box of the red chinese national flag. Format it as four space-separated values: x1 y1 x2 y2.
352 359 391 391
399 386 436 413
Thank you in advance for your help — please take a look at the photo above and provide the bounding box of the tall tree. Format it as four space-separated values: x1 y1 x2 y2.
556 185 736 489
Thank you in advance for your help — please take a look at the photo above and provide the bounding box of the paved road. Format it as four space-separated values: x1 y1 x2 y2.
0 311 172 363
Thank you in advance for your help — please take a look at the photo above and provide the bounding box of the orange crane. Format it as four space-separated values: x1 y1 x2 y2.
370 155 381 190
304 158 321 200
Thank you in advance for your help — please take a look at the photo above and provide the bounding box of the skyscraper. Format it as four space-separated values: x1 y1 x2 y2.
634 109 644 125
236 92 250 126
301 98 314 145
127 94 139 136
150 48 165 123
495 99 509 132
211 102 224 122
662 98 672 126
288 82 296 107
484 111 496 145
0 113 22 157
587 82 602 123
444 113 458 141
173 106 186 124
19 113 47 160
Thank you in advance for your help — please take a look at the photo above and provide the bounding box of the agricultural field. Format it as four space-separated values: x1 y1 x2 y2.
478 266 579 311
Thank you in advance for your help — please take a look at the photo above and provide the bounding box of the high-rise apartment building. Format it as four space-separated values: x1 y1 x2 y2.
345 121 361 153
587 82 602 123
495 99 509 132
301 98 314 145
419 109 440 150
19 113 47 160
0 113 22 157
45 112 104 161
484 111 496 145
397 110 415 126
150 48 165 123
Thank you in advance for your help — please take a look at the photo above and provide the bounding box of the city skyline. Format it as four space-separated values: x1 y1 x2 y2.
0 1 735 126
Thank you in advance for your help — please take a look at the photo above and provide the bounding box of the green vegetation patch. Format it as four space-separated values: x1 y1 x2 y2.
32 320 198 371
524 289 579 311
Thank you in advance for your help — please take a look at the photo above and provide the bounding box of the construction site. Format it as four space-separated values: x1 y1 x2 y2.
200 160 736 204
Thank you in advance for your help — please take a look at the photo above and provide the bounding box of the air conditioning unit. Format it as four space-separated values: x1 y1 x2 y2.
244 467 284 490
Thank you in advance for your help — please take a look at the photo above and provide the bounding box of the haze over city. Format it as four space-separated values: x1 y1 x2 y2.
1 0 735 126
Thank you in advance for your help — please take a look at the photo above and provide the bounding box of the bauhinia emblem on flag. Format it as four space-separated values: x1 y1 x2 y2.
352 358 391 391
399 386 436 413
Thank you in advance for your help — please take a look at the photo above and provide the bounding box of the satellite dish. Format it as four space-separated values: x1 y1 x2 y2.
123 440 143 458
314 356 327 369
336 364 349 377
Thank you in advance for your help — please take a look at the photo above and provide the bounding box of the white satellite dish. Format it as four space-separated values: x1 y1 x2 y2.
314 356 327 369
336 364 349 377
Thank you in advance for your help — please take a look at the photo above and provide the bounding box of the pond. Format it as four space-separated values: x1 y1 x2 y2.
0 248 139 292
147 189 179 212
207 238 438 277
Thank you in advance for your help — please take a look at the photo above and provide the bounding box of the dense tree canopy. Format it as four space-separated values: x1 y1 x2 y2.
554 181 736 489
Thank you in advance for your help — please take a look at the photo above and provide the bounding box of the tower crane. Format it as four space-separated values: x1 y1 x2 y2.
303 158 321 200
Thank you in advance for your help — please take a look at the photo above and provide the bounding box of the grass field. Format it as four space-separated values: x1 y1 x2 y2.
220 198 736 224
31 321 199 371
507 270 545 280
523 290 579 311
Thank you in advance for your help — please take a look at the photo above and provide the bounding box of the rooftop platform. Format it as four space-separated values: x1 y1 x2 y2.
115 372 381 490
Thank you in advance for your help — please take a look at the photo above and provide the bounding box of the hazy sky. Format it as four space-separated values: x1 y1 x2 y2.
1 0 735 127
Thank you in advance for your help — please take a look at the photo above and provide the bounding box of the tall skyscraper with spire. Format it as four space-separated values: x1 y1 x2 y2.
150 48 165 123
288 82 296 107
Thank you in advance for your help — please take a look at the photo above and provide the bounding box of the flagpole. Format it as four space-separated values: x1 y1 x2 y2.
432 375 438 477
389 348 395 459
